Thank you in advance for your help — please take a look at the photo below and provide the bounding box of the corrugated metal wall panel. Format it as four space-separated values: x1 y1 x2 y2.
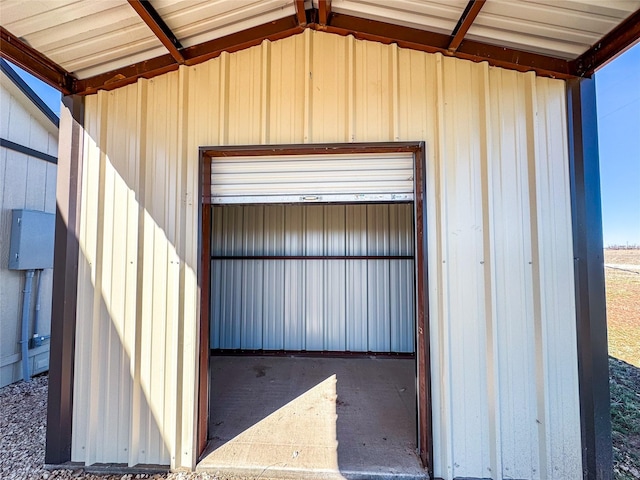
210 204 415 353
74 30 581 477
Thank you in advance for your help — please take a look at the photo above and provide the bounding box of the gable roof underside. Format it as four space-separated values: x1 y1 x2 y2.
1 0 639 96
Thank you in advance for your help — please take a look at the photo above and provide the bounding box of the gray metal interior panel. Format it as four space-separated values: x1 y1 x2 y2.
210 203 415 353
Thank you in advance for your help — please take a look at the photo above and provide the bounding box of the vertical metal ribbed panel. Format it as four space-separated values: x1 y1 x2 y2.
73 30 581 477
210 204 415 353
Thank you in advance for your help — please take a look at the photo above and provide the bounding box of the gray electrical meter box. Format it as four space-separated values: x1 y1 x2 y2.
8 209 55 270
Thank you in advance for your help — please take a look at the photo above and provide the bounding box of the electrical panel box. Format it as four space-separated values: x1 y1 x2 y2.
8 209 55 270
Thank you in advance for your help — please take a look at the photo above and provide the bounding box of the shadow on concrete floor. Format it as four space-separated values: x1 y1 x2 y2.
198 356 426 480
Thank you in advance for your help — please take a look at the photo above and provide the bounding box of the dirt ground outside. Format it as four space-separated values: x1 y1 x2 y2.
605 248 640 480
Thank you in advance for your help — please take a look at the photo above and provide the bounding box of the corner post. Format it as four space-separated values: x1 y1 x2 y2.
45 95 85 465
566 77 612 480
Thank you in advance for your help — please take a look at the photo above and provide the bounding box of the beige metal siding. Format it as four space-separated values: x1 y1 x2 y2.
73 30 580 478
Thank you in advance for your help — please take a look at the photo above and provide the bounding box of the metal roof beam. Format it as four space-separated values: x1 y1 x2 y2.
295 0 308 27
127 0 185 64
448 0 485 53
570 8 640 77
318 0 332 27
0 27 74 95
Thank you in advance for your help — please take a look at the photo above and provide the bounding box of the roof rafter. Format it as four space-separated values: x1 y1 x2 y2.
0 27 74 95
448 0 485 52
295 0 308 27
127 0 184 64
318 0 332 27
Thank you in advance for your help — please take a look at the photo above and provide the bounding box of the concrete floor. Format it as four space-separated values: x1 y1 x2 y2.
197 356 426 480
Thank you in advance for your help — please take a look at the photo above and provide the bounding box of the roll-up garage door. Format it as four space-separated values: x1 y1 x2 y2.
208 152 414 204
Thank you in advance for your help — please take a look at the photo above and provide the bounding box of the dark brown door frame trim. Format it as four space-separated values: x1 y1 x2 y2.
566 78 612 480
45 95 85 465
197 142 433 476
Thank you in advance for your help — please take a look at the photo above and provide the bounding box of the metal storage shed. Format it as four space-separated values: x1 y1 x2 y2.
1 1 638 479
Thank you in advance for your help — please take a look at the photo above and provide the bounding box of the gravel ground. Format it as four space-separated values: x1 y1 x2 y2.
3 370 638 479
0 375 271 480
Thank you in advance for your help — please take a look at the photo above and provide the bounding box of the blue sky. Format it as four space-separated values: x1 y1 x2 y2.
6 45 640 246
596 43 640 247
10 63 62 117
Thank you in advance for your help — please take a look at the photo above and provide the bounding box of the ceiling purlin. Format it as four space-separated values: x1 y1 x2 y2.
127 0 185 64
570 9 640 77
0 27 75 95
448 0 486 53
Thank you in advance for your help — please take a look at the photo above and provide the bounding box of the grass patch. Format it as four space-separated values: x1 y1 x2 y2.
610 357 640 479
606 249 640 479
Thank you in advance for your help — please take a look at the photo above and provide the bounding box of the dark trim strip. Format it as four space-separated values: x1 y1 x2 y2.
202 141 423 158
571 9 640 77
448 0 486 52
0 138 57 164
0 58 60 127
211 350 416 359
413 142 432 476
566 78 612 479
127 0 184 64
0 27 74 95
197 154 212 457
45 95 84 465
211 255 415 260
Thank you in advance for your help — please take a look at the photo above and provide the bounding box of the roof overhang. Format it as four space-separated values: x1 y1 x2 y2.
1 0 639 96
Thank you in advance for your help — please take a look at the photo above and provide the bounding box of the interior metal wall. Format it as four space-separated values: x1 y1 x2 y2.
210 204 415 353
72 29 581 478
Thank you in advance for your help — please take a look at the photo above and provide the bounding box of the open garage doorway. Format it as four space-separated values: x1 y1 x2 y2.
197 144 431 478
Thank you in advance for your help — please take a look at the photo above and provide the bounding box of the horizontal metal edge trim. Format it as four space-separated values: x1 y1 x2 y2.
211 255 415 260
202 142 424 157
211 350 416 359
1 138 58 164
207 193 414 204
44 463 170 474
